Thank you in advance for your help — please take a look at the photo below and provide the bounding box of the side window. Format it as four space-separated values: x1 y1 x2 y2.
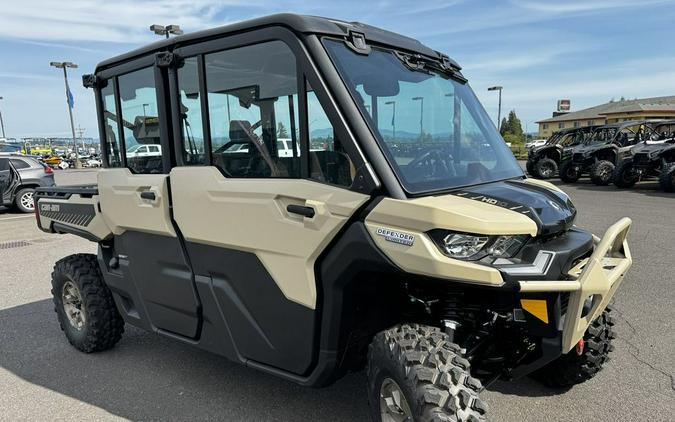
101 82 122 167
9 159 30 169
118 67 162 174
307 86 355 187
177 57 206 165
205 40 300 178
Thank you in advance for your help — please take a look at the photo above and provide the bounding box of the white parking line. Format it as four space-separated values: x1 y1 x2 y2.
0 214 35 221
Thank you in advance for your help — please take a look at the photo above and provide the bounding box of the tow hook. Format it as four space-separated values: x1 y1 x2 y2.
575 338 585 356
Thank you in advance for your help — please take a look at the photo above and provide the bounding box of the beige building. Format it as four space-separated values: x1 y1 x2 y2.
536 95 675 138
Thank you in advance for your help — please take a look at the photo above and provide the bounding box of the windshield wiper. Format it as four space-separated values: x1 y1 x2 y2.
394 51 467 83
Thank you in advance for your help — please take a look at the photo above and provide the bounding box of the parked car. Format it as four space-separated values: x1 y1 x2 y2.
126 143 162 159
0 153 55 212
525 139 547 150
613 119 675 191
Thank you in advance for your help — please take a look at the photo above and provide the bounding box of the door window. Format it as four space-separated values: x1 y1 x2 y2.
118 67 163 174
177 57 206 165
101 81 122 167
205 40 300 178
9 159 30 169
307 87 354 187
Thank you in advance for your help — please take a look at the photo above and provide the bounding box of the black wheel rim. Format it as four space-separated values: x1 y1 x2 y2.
541 163 554 177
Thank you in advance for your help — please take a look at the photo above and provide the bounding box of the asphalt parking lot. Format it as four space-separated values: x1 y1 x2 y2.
1 169 674 421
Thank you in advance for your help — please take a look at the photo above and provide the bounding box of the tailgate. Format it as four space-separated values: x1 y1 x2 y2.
34 185 112 242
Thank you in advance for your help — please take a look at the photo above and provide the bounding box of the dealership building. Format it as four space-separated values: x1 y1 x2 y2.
536 95 675 138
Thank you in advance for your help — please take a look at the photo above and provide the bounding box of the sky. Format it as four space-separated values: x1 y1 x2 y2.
1 0 675 139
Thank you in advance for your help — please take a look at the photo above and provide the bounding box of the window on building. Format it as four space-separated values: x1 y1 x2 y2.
573 121 580 128
118 67 162 174
558 122 565 129
205 40 301 178
101 81 122 167
587 120 595 126
542 123 548 129
177 57 206 165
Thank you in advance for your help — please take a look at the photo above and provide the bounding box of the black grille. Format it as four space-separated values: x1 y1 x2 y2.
573 153 584 162
634 153 650 164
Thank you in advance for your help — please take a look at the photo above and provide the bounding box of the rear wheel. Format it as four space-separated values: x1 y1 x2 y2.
533 307 616 388
51 254 124 353
590 160 615 185
367 324 487 422
535 158 558 179
659 163 675 192
613 160 639 188
14 188 35 213
559 161 581 183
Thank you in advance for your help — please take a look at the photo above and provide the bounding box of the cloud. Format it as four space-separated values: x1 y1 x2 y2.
0 0 256 43
0 72 60 81
511 0 674 13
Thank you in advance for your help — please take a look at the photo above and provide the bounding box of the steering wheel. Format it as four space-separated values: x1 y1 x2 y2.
407 148 454 179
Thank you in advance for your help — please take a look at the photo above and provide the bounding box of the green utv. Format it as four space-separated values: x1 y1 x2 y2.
526 126 599 179
613 119 675 192
35 14 632 421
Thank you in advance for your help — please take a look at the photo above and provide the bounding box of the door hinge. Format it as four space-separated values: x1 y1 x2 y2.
155 52 178 68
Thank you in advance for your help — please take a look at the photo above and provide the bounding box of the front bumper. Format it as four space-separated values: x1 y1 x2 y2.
518 218 632 353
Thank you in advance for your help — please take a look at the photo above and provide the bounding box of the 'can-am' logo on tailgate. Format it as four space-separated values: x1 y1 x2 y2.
40 203 60 212
376 227 415 246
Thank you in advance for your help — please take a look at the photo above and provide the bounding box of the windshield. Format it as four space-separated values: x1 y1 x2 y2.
323 39 523 193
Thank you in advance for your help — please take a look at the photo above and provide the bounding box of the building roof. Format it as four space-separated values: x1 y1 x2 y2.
536 95 675 123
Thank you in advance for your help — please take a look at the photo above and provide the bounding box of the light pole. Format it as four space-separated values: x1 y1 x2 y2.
385 100 396 141
150 24 183 39
487 86 503 132
50 61 80 168
412 97 424 140
0 96 6 138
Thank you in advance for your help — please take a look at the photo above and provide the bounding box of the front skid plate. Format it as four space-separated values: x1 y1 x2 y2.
518 218 632 353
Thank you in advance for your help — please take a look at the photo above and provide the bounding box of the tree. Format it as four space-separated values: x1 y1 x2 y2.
277 122 289 138
499 117 509 135
506 110 523 137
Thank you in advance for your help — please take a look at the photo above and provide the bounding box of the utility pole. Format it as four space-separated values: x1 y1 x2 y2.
488 86 503 132
412 97 424 140
0 96 6 138
385 100 396 141
50 61 80 168
76 125 86 152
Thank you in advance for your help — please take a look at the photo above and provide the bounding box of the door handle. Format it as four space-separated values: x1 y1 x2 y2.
287 204 315 218
140 191 156 201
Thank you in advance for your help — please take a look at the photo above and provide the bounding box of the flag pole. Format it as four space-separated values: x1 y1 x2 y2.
62 66 80 168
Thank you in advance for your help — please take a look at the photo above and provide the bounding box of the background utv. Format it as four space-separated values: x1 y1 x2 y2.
613 120 675 191
34 14 632 422
526 126 598 179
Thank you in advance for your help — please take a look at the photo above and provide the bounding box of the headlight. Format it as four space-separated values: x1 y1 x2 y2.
430 230 528 260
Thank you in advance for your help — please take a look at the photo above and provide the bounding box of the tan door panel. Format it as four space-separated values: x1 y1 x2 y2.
98 168 176 237
170 166 368 309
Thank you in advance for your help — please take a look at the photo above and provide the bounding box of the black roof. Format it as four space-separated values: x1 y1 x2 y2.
96 13 449 72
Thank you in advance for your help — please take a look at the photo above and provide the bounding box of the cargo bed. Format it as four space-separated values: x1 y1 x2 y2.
35 185 112 242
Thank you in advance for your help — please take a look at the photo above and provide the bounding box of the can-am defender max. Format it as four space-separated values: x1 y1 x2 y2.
526 126 599 179
559 121 650 185
34 14 632 422
613 120 675 192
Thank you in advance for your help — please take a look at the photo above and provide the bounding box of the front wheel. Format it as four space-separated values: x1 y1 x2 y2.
613 160 639 188
590 160 615 186
535 158 558 179
559 161 581 183
14 188 35 213
659 163 675 192
367 324 487 422
532 307 616 388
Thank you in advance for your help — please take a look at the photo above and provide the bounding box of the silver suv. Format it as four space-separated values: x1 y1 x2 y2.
0 153 55 212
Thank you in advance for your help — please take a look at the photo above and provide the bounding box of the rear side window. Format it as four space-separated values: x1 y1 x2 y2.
101 82 122 167
0 158 9 171
9 159 30 169
118 67 162 174
204 40 301 178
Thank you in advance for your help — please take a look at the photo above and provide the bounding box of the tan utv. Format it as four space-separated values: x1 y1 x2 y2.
35 14 632 421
